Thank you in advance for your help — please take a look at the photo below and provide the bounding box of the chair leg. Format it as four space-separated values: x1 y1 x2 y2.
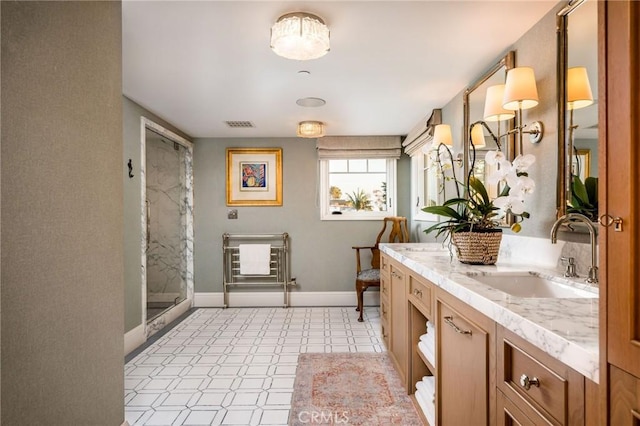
356 282 366 322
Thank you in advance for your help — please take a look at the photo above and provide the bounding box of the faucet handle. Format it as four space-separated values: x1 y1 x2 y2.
561 257 579 278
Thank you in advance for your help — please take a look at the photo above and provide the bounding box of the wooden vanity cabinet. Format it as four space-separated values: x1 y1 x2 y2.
381 254 410 389
436 288 496 426
497 326 585 426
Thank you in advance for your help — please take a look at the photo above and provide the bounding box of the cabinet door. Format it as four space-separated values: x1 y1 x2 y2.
437 298 490 425
604 0 640 378
390 262 408 388
610 365 640 425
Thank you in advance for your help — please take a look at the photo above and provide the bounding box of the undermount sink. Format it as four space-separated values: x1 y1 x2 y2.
466 272 598 299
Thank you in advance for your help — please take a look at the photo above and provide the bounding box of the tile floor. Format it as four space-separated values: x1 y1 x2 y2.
124 306 383 426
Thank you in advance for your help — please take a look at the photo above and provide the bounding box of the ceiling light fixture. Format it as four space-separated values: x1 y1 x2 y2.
270 12 330 61
296 97 326 107
297 121 325 138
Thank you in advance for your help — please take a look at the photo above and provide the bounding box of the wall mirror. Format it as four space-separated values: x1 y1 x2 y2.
463 51 515 202
557 0 598 222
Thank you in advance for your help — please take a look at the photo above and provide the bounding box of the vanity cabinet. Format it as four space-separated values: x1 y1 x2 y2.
436 289 495 426
496 326 585 426
380 254 391 349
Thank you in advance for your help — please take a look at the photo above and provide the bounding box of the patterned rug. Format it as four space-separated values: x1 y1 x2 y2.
289 353 423 425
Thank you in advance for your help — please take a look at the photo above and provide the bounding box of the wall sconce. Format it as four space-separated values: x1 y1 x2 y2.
503 67 544 154
270 12 330 61
470 84 515 151
297 120 325 138
432 123 453 147
566 66 593 174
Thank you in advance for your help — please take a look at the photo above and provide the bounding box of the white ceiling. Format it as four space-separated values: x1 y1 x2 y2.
122 1 560 139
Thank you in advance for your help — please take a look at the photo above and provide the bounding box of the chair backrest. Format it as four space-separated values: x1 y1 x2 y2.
371 216 409 269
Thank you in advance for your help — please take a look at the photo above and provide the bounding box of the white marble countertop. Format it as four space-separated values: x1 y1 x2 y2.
380 242 599 383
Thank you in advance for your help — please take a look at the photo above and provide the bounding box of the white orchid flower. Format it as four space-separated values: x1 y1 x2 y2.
487 161 512 186
485 150 505 166
493 195 526 215
513 175 536 196
512 154 536 173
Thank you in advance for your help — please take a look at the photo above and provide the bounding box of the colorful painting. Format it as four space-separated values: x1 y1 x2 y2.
226 148 282 206
241 162 267 190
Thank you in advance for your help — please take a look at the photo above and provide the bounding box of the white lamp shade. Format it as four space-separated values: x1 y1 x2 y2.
270 12 330 61
503 67 539 110
470 123 486 148
297 121 325 138
483 84 515 122
433 124 453 147
567 66 594 110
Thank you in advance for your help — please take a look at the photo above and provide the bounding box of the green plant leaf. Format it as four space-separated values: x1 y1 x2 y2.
572 175 590 205
422 205 464 220
468 176 490 205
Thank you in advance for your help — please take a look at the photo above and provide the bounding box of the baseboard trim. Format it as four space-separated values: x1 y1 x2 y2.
193 290 380 308
124 323 145 356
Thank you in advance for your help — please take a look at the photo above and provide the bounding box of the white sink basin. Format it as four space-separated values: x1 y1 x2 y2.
466 272 598 299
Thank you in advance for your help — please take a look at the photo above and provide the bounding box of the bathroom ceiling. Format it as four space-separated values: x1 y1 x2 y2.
122 1 559 139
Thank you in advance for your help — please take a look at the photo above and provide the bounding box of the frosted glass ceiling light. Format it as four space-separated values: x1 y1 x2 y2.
297 121 325 138
271 12 330 61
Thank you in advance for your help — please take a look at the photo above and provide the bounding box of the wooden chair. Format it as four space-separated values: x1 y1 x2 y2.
353 216 409 322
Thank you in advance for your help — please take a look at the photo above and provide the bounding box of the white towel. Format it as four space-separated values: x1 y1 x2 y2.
239 244 271 275
415 387 435 425
418 341 436 366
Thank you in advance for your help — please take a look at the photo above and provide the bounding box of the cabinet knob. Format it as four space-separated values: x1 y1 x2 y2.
413 289 423 298
519 374 540 390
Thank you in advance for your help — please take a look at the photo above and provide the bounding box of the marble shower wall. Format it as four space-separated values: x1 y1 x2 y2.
145 133 188 302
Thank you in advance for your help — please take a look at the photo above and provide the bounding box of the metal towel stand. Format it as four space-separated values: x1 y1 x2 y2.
222 233 296 308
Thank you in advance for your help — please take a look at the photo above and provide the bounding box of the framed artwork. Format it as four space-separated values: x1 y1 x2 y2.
226 148 282 206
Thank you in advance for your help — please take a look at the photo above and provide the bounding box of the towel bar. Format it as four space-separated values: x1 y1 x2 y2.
222 233 296 308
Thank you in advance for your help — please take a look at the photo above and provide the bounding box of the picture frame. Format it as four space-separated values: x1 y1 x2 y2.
571 148 591 182
226 148 282 206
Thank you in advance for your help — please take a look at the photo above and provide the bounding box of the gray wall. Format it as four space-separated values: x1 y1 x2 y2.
193 137 411 294
1 2 124 424
123 96 190 332
414 4 581 242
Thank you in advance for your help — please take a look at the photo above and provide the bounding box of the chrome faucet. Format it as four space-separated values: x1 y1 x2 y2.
550 213 598 284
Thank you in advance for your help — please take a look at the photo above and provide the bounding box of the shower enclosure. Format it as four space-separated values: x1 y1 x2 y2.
141 118 193 336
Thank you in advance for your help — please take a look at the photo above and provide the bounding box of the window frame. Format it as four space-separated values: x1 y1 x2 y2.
411 150 442 222
319 158 397 221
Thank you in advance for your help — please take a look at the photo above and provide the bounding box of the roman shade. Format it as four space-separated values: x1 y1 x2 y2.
402 109 442 157
316 136 402 159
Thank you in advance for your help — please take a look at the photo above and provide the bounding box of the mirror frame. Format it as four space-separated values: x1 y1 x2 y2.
556 0 589 220
462 50 516 224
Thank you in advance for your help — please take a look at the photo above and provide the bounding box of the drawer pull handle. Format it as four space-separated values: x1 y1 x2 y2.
519 374 540 390
413 289 423 298
444 316 472 335
391 271 403 279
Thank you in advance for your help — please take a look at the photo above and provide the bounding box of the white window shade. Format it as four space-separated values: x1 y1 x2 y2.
402 109 441 157
316 136 402 159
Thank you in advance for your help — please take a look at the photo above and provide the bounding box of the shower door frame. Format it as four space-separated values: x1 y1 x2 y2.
140 117 194 339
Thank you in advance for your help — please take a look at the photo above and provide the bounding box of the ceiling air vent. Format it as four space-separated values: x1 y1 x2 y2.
224 121 255 128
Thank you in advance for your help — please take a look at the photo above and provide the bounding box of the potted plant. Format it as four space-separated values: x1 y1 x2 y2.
422 147 536 264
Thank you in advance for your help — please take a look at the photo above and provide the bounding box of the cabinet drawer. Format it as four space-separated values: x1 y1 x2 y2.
497 327 584 425
409 274 432 318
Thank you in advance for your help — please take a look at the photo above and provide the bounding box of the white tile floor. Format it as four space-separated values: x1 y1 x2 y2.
125 306 383 426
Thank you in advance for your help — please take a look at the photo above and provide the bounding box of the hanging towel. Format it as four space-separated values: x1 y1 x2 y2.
239 244 272 275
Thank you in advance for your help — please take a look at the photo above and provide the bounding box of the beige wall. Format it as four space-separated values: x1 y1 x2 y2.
1 2 124 424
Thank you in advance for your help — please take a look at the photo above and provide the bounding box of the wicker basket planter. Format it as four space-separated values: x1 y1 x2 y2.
451 229 503 265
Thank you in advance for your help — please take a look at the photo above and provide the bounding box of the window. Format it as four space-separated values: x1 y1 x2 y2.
412 151 442 221
320 158 397 220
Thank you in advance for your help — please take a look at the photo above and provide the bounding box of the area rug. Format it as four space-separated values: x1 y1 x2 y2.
289 353 423 425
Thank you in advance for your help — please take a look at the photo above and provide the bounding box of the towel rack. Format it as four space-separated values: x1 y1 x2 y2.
222 233 296 308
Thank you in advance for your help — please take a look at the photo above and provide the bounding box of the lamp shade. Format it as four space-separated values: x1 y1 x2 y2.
567 66 594 110
470 123 486 148
433 124 453 147
503 67 539 110
483 84 515 122
297 121 325 138
270 12 330 60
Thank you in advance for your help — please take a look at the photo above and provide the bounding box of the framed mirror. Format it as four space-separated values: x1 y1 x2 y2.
557 0 598 221
463 51 515 201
